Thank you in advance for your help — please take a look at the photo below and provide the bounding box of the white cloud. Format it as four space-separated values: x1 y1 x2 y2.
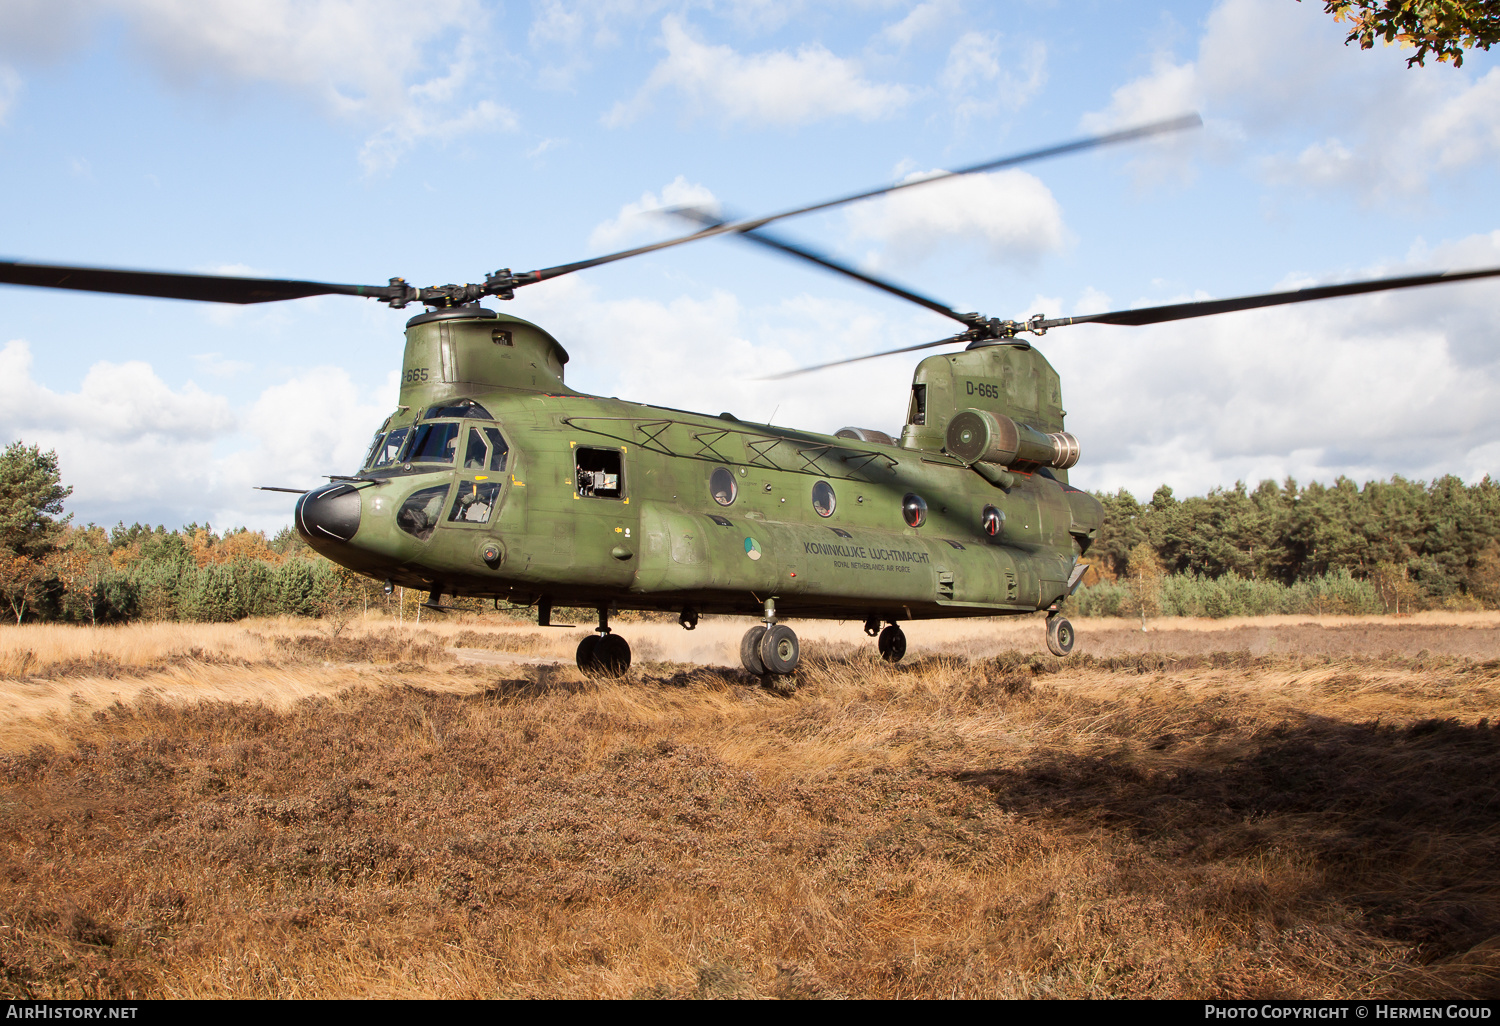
525 137 566 160
844 168 1067 267
605 14 913 128
0 0 513 171
1059 232 1500 497
881 0 958 48
0 340 388 532
940 31 1045 124
514 274 937 438
0 65 21 124
528 0 588 48
245 366 390 487
0 1 97 62
588 176 721 250
1082 54 1197 133
1084 0 1500 197
359 97 517 175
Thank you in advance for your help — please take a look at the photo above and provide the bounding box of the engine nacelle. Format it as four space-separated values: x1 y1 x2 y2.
834 426 896 445
945 408 1080 470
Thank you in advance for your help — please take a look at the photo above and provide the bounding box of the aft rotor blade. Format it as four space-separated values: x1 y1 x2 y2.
515 113 1202 288
668 206 974 327
762 332 973 380
0 261 397 305
1035 265 1500 330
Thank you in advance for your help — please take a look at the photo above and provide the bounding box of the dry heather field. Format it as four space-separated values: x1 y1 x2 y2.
1 611 1498 999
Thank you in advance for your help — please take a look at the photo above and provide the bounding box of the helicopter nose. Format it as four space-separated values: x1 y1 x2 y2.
296 483 362 543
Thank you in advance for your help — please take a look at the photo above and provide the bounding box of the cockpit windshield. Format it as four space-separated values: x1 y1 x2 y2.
405 422 462 465
364 416 510 473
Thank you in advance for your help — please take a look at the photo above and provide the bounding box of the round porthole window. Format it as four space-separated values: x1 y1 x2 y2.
710 467 737 506
811 480 836 517
982 505 1004 537
902 493 928 528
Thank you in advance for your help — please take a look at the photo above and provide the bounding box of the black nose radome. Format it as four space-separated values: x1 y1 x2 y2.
296 483 361 543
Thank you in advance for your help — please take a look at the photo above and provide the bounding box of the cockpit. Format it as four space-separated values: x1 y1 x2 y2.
357 399 513 542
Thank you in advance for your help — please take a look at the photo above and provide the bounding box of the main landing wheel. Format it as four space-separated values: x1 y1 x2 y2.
578 633 632 676
576 634 599 672
759 624 800 675
596 633 631 676
1046 616 1075 657
740 625 767 675
877 624 907 663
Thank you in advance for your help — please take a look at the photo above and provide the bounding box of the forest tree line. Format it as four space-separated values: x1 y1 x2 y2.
1077 475 1500 617
2 440 1499 623
0 441 389 625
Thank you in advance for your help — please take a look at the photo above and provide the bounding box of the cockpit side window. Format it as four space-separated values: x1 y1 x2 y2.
406 422 461 464
463 429 488 469
462 426 511 472
362 431 386 470
482 427 509 472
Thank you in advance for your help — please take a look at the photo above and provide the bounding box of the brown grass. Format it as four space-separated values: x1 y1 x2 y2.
0 615 1497 998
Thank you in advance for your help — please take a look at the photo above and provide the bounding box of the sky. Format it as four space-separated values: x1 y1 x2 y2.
2 0 1499 533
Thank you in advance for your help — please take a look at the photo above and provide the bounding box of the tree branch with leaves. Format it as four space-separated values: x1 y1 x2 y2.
1315 0 1500 66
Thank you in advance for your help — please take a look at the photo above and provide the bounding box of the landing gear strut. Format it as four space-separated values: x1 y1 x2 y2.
741 598 800 676
576 605 632 677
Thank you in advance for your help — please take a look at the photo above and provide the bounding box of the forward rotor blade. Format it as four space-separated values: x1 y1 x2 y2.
0 261 396 305
515 113 1202 289
1036 265 1500 330
667 206 974 327
762 332 972 380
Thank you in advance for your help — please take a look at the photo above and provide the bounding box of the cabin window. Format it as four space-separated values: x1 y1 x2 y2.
576 447 623 498
397 485 450 541
982 505 1004 537
908 384 927 426
448 480 502 524
405 422 461 465
372 427 410 468
811 481 836 517
710 467 737 506
424 400 492 419
902 493 928 528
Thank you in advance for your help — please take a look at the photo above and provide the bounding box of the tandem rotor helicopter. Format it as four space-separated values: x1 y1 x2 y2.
6 114 1500 678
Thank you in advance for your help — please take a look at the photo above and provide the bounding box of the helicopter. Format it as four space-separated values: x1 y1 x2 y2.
5 114 1500 679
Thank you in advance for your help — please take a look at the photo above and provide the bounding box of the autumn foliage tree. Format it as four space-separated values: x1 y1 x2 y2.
0 442 73 623
1315 0 1500 66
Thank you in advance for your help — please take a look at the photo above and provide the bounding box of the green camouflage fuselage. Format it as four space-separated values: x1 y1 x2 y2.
295 307 1103 620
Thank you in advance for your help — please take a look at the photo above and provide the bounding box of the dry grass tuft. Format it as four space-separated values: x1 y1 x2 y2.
0 617 1497 998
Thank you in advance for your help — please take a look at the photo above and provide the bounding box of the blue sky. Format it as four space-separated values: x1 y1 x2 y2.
2 0 1499 532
